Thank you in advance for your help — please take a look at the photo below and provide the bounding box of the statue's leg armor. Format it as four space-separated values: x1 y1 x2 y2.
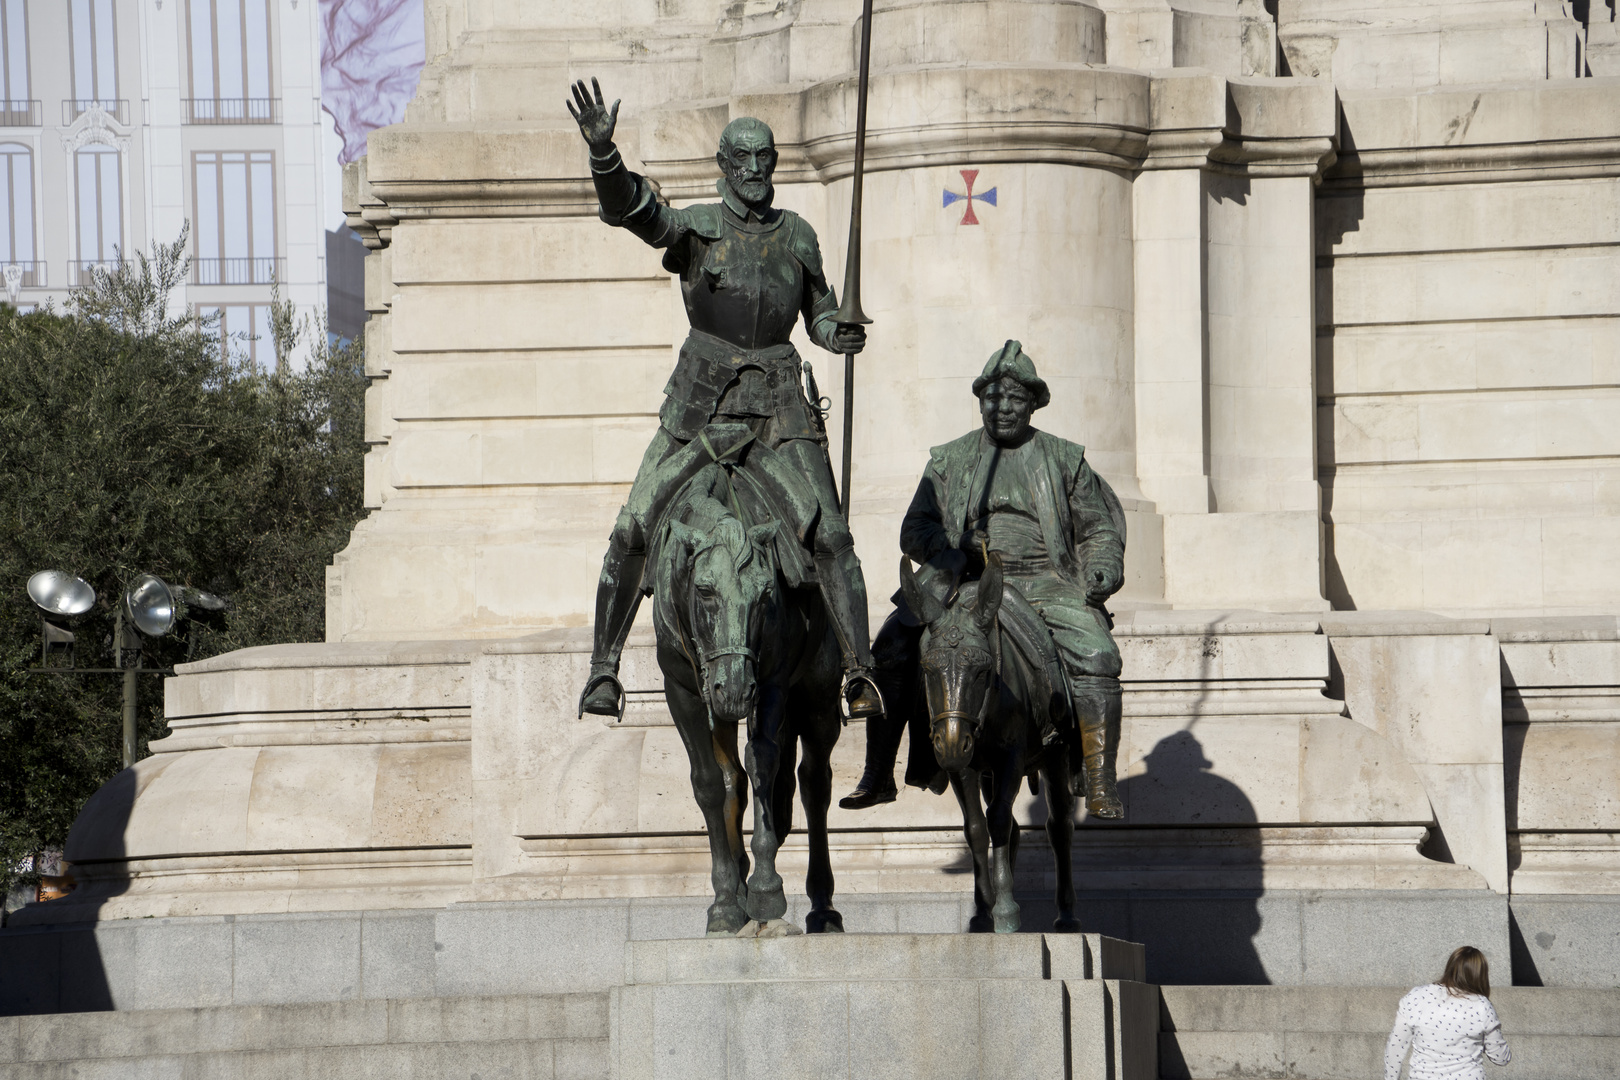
581 429 681 717
778 439 883 719
1069 675 1123 819
839 610 916 809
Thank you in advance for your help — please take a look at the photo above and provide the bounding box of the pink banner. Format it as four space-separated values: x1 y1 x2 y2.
320 0 425 164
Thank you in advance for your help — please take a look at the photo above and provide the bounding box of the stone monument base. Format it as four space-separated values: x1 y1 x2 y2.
612 933 1156 1080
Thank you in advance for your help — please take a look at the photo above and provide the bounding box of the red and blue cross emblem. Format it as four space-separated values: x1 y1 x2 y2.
943 169 996 225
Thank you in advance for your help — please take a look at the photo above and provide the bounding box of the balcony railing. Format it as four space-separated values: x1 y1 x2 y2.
62 98 129 125
193 257 283 286
2 261 45 289
182 97 279 124
68 259 121 287
0 100 41 126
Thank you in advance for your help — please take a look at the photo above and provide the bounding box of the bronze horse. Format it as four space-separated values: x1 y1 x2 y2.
898 553 1081 934
652 472 845 935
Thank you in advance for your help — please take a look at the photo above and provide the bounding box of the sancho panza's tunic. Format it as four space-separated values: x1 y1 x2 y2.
900 428 1125 678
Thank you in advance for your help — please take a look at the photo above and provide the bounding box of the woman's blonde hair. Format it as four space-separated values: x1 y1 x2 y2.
1438 946 1491 998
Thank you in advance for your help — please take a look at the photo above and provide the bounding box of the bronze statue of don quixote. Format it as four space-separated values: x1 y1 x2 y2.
565 18 1126 938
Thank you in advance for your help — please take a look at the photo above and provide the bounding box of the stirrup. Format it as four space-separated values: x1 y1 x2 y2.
578 671 627 722
840 670 885 722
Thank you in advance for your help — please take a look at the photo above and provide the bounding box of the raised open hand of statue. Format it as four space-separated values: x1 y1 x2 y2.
565 77 619 151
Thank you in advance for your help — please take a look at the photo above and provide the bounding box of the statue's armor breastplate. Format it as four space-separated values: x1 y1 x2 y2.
680 216 804 349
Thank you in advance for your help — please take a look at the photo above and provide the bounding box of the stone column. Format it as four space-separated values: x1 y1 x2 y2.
1141 75 1338 611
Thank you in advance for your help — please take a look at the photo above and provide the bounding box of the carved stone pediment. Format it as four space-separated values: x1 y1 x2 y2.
57 102 131 153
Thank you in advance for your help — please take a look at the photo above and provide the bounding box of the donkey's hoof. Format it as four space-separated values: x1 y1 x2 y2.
968 913 995 934
806 909 845 934
1052 915 1082 934
706 903 750 936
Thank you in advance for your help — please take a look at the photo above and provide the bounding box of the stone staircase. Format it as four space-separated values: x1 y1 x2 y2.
0 992 609 1080
5 983 1617 1078
1159 985 1620 1080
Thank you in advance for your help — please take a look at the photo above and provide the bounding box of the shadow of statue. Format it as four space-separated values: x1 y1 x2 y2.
1096 730 1268 985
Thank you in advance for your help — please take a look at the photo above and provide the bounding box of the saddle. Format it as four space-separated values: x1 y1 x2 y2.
634 422 822 588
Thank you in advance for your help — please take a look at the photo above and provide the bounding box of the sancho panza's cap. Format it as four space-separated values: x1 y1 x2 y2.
971 339 1050 410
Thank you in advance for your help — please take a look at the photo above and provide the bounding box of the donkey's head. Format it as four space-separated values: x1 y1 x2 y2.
668 509 778 722
899 553 1004 772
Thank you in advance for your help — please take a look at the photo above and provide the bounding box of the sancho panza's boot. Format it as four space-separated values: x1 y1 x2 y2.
579 521 647 719
815 544 884 719
1069 674 1123 819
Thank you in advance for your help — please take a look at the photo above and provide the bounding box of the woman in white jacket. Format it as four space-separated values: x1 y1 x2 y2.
1385 946 1512 1080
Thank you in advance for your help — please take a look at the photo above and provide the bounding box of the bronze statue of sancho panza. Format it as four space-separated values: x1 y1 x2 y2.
845 341 1127 818
567 78 883 720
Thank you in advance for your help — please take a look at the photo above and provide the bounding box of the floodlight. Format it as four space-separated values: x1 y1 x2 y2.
125 574 176 637
27 571 96 618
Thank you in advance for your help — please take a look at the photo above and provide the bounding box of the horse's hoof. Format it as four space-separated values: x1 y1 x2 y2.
993 908 1022 934
968 913 995 933
1052 916 1082 934
806 909 845 934
706 903 750 936
736 918 803 938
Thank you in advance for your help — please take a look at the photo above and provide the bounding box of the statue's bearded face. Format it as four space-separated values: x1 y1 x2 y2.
717 123 777 209
980 377 1036 445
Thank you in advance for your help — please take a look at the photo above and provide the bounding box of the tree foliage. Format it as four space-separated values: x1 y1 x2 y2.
0 231 368 897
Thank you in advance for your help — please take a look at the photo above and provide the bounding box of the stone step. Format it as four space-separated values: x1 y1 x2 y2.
0 992 609 1079
624 931 1145 985
1158 986 1620 1080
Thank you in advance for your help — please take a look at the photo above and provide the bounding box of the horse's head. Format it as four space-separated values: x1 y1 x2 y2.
668 511 778 722
899 552 1004 772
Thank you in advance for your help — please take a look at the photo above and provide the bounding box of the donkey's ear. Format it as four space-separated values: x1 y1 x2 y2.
668 521 705 551
899 556 946 626
747 523 777 550
973 552 1004 631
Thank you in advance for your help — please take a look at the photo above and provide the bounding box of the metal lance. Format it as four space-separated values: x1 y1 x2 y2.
833 0 875 518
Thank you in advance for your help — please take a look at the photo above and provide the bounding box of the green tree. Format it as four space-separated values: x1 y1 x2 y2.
0 231 368 898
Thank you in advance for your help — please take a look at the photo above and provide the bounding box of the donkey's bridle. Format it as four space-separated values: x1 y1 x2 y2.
924 611 1002 733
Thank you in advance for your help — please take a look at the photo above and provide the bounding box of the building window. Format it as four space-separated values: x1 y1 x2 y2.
1 0 37 127
200 303 273 370
68 0 118 119
0 142 33 271
193 150 277 284
72 145 120 282
185 0 274 123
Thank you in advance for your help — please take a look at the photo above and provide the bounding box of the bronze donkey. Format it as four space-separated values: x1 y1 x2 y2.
898 552 1082 934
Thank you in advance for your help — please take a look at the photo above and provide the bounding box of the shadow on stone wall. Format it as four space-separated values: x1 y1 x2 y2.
0 765 134 1014
1018 730 1267 985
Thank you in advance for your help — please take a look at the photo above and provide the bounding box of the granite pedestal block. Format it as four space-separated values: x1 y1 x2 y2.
609 933 1156 1080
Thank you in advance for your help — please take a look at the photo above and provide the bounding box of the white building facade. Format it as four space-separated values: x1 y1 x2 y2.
0 0 326 368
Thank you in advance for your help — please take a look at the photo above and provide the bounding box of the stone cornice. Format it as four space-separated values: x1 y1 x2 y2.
1325 137 1620 188
1324 78 1620 188
352 66 1341 245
